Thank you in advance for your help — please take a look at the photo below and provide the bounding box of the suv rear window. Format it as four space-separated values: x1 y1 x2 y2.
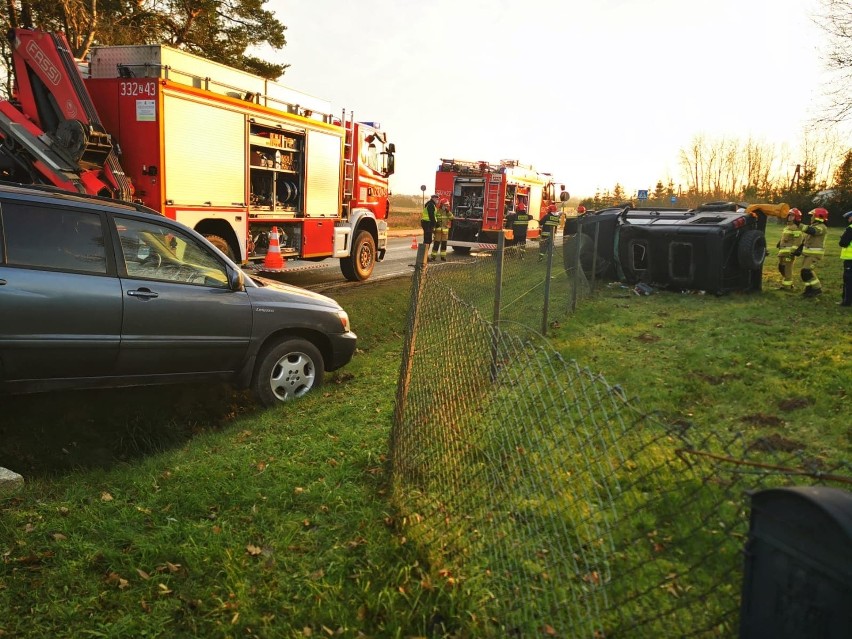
2 203 107 274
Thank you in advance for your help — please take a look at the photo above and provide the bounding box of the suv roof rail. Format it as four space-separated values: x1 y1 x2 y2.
0 179 163 217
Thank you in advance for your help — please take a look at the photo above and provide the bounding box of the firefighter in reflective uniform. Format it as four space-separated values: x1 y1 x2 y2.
795 207 829 298
539 203 562 261
776 207 803 290
430 197 452 261
421 194 439 253
503 202 531 257
839 210 852 307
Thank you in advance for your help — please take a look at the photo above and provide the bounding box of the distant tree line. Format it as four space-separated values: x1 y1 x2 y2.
580 134 852 226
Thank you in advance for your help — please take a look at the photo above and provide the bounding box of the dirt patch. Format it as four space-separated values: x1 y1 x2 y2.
635 332 660 343
747 316 773 326
741 413 784 427
695 372 736 385
777 397 812 411
747 433 805 453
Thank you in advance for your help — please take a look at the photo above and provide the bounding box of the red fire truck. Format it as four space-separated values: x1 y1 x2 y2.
0 28 395 281
435 158 566 253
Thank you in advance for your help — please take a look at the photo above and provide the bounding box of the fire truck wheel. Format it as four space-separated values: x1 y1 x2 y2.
252 337 324 406
340 230 376 281
206 234 235 260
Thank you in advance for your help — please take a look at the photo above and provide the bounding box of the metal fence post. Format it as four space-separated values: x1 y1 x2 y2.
392 243 428 447
541 229 555 335
571 218 582 313
590 220 600 294
490 232 505 381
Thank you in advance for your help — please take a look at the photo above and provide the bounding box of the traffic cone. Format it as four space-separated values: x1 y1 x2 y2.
410 236 418 249
263 226 285 270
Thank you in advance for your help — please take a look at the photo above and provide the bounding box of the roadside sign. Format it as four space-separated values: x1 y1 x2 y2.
671 195 677 204
637 189 648 200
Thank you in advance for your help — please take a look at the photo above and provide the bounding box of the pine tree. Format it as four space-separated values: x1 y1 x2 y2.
5 0 289 78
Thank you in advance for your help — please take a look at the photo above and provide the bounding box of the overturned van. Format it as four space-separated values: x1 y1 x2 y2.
563 202 777 295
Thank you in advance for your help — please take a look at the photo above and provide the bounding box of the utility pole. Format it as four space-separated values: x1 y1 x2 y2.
790 164 801 191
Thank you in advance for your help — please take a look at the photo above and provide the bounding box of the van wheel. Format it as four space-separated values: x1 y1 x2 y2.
252 338 324 406
340 230 375 281
206 234 235 260
737 230 766 270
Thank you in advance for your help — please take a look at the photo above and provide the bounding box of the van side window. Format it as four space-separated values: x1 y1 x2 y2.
2 203 107 274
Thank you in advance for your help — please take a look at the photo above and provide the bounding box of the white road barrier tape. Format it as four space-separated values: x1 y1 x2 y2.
447 240 498 250
247 262 330 274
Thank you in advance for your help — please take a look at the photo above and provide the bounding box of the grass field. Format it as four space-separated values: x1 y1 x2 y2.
388 203 421 230
0 222 848 637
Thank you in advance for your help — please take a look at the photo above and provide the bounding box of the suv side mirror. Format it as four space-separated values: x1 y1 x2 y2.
228 266 245 291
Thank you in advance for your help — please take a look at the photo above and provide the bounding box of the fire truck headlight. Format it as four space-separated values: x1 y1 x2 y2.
336 310 351 333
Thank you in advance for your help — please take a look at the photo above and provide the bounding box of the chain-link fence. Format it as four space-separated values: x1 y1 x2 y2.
389 239 850 638
422 231 597 337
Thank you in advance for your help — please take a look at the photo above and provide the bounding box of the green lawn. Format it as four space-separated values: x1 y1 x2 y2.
0 223 848 637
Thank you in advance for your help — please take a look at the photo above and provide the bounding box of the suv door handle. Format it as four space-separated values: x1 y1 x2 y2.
127 288 159 299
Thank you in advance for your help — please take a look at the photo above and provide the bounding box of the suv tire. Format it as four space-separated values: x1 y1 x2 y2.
252 337 325 405
737 230 766 270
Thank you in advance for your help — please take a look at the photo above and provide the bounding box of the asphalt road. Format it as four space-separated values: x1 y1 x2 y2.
251 231 425 292
252 231 565 292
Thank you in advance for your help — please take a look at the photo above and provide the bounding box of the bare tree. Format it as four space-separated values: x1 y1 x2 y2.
814 0 852 124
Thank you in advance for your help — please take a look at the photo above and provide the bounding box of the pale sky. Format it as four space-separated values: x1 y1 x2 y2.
264 0 832 198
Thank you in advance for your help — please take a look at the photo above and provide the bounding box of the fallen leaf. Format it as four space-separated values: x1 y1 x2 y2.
101 492 113 502
136 568 150 580
246 544 262 556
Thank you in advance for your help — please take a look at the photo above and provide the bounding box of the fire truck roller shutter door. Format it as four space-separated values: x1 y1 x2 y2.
162 94 245 207
305 130 343 218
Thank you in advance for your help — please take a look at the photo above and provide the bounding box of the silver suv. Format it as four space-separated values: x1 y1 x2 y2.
0 183 356 405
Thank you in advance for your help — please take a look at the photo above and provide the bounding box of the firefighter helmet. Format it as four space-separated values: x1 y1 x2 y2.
439 197 450 207
788 207 802 222
516 202 526 211
844 210 852 220
547 204 557 213
810 207 829 221
577 205 586 214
